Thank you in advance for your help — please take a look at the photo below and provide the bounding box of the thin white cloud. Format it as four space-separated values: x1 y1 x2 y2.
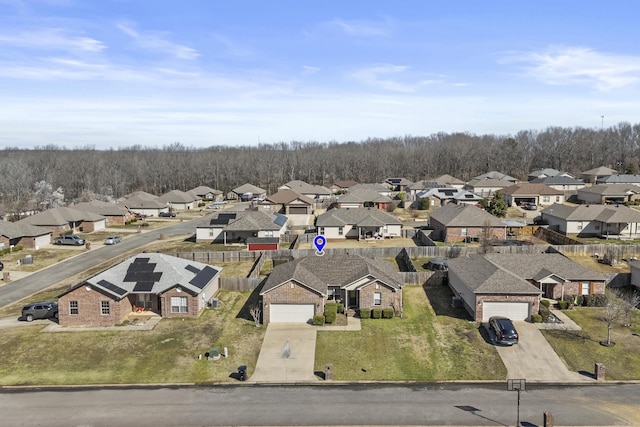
0 28 105 52
351 64 441 93
327 18 392 37
505 46 640 91
301 65 320 75
117 22 200 60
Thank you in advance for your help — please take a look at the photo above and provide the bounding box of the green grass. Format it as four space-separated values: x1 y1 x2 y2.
542 307 640 380
314 285 506 381
0 290 265 385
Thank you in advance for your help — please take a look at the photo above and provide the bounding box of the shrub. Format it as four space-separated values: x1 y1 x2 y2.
540 299 550 308
359 308 371 319
530 314 542 323
336 303 344 314
0 245 23 256
558 300 569 310
313 315 325 326
372 308 382 319
324 303 338 324
539 305 551 322
382 308 394 319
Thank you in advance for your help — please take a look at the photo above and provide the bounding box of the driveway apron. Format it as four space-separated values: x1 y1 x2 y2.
250 323 318 383
495 321 591 382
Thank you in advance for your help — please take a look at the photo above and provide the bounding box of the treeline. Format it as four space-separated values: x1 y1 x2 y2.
1 122 639 210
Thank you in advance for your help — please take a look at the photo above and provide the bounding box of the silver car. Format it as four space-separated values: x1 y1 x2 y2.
104 236 122 245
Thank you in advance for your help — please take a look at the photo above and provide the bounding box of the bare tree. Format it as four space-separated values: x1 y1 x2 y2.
249 305 262 327
602 294 622 346
614 288 640 327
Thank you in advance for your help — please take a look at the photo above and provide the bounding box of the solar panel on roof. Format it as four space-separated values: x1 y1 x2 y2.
184 264 200 274
97 279 127 297
219 213 236 219
189 265 220 289
209 218 230 225
273 213 287 227
133 282 154 292
124 259 162 283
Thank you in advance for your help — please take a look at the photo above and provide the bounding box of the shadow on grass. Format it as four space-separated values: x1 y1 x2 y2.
236 283 264 322
423 283 473 321
545 328 596 343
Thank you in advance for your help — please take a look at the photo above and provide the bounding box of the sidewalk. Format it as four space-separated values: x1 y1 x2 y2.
42 315 162 332
536 306 582 331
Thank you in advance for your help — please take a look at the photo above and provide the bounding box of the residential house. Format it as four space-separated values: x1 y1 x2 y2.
428 203 508 242
73 200 131 226
119 192 166 217
581 166 618 184
315 208 402 240
406 181 446 201
576 184 640 205
596 174 640 186
0 221 52 250
336 189 393 210
527 168 574 181
57 253 221 327
473 171 518 183
431 174 466 189
501 183 565 207
447 253 606 322
228 183 267 201
347 183 394 197
188 186 224 202
260 254 402 324
328 180 359 193
540 203 640 238
279 180 332 200
157 189 198 211
18 207 106 235
463 178 512 198
258 189 314 215
414 188 482 209
529 175 586 191
195 210 288 244
385 178 413 192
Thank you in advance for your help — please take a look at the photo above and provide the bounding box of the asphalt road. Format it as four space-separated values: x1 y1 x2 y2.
0 216 203 309
1 383 639 426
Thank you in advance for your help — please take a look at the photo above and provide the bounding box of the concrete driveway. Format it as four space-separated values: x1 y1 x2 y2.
491 321 591 382
249 323 318 383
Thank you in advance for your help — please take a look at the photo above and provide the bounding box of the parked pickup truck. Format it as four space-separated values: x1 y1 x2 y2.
53 235 85 246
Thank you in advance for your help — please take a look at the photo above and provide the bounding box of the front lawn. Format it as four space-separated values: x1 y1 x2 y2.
542 307 640 380
314 285 506 381
0 290 265 385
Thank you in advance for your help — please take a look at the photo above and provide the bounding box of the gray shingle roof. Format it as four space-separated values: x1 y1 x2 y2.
578 184 640 195
338 189 393 203
19 207 105 227
541 203 640 223
198 210 287 232
447 255 540 294
473 171 517 182
261 254 402 295
429 203 505 227
483 253 608 282
0 221 51 238
74 200 129 216
502 183 564 196
529 176 585 186
597 174 640 184
233 183 266 195
316 208 401 227
157 189 197 203
263 189 313 205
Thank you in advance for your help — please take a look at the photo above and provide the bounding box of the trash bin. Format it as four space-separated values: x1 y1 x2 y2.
238 365 247 381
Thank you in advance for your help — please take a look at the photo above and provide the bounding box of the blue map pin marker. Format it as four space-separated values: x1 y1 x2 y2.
314 235 326 256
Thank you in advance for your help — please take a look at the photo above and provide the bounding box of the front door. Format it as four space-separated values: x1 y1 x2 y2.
348 290 359 309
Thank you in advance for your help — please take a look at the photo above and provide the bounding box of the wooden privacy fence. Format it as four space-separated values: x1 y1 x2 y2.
219 277 264 292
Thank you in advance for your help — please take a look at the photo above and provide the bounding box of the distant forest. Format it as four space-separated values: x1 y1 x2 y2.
1 122 640 210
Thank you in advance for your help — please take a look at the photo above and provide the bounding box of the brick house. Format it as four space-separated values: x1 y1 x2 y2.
428 203 508 242
315 208 402 240
57 253 221 327
260 254 402 324
17 206 107 236
0 221 52 250
447 253 607 322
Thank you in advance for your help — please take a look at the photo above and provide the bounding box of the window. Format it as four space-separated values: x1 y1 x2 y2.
318 227 324 235
264 230 274 237
461 228 467 236
171 296 188 313
328 286 340 301
208 229 214 237
69 301 78 315
577 221 583 230
338 227 343 236
101 301 110 315
556 196 561 202
542 196 550 203
581 282 591 295
373 292 382 306
137 294 152 309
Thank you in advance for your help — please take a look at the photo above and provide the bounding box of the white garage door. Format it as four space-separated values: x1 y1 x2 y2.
482 302 530 322
270 304 315 323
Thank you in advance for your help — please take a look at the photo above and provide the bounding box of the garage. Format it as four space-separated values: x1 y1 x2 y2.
270 304 315 323
482 302 530 322
288 206 309 215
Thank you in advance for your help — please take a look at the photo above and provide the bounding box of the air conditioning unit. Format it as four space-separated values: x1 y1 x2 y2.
210 298 219 309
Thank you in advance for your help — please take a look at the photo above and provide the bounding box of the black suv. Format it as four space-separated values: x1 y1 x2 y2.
22 301 58 322
159 211 176 217
488 316 519 345
0 260 4 271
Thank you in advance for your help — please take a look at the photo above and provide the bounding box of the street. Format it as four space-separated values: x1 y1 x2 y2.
1 383 639 426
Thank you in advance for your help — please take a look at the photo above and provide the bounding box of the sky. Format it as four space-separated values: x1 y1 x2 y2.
1 0 640 149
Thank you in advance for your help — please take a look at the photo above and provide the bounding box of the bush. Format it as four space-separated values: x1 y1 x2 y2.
313 315 325 326
530 314 542 323
558 300 569 310
539 305 551 322
540 299 550 308
359 308 371 319
382 308 394 319
0 245 23 256
324 303 338 324
336 303 344 314
372 308 382 319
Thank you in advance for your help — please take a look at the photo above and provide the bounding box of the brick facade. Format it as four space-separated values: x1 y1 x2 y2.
472 294 540 323
58 285 131 327
357 280 401 311
261 280 324 324
159 288 200 318
543 280 606 300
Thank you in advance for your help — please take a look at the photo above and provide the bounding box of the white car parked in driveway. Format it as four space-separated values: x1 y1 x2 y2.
104 236 122 245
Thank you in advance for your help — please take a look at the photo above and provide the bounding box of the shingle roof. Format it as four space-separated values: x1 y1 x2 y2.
157 189 197 204
283 180 332 196
446 255 541 294
581 166 618 176
541 203 640 223
429 203 505 227
502 183 564 196
528 168 565 178
473 171 517 182
483 253 607 282
348 183 391 193
578 184 640 195
120 195 166 209
198 210 287 231
0 221 51 238
338 189 393 203
74 200 130 216
19 207 105 227
465 178 513 188
261 254 402 295
597 174 640 184
232 183 266 195
331 180 359 189
529 176 585 185
61 253 221 300
432 174 465 185
189 186 222 196
264 189 313 205
316 208 402 227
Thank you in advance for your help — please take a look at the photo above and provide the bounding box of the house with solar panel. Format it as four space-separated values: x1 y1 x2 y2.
195 210 288 246
57 253 222 327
